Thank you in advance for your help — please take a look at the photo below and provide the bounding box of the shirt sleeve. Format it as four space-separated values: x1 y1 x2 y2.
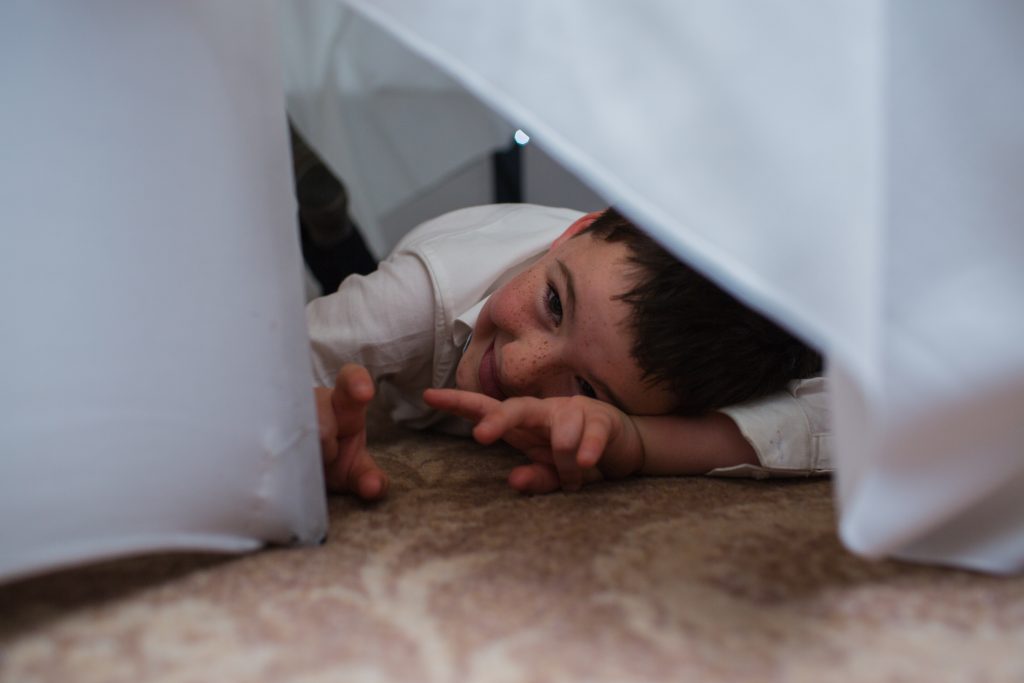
708 376 833 478
305 251 436 393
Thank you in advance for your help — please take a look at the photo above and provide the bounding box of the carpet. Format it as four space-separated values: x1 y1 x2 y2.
2 422 1022 682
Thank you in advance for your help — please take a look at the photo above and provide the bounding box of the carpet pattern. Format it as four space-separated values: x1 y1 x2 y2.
2 423 1023 682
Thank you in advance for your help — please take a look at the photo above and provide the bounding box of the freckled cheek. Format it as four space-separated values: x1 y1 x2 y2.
502 339 555 395
489 274 538 333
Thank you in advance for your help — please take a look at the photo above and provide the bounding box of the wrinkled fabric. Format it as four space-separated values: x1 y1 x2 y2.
0 2 326 583
291 1 1024 572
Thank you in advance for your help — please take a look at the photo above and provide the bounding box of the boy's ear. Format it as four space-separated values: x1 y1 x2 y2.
550 210 604 250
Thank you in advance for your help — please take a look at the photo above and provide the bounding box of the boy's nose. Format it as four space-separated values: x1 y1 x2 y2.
500 338 567 398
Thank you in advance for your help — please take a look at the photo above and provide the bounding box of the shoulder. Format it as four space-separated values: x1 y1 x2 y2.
392 203 586 325
409 203 580 304
395 204 583 301
392 204 584 254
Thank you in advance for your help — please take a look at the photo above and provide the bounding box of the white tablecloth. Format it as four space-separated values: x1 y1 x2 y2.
306 0 1024 572
277 1 513 258
0 2 327 582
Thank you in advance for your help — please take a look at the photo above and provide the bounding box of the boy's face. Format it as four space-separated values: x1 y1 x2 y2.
455 214 677 416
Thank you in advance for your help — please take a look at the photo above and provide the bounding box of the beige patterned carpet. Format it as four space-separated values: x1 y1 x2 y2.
2 422 1023 683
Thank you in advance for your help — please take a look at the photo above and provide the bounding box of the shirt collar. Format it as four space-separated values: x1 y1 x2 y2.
453 296 488 355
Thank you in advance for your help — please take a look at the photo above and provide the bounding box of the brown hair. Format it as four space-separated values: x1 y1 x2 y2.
584 208 821 415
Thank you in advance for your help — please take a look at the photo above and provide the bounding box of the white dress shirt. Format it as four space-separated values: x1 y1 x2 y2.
307 204 831 476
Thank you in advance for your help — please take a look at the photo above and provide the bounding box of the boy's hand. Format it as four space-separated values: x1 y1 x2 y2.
315 364 388 500
423 388 645 494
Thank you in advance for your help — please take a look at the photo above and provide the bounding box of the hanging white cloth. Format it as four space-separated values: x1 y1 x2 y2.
0 2 327 582
310 0 1024 572
277 1 513 258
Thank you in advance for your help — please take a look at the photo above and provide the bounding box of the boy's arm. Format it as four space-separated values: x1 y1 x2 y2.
307 253 435 389
713 376 832 476
630 412 758 475
423 389 759 493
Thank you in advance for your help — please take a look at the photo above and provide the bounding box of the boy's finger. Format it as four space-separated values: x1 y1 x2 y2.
324 443 388 500
475 397 550 443
474 401 533 444
576 413 612 469
315 386 338 441
334 364 374 406
319 434 338 469
550 405 584 491
332 365 374 435
422 387 500 422
508 463 562 495
347 450 389 501
315 387 339 466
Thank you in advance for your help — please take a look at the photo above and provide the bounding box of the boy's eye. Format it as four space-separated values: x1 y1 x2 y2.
577 378 597 399
545 284 563 325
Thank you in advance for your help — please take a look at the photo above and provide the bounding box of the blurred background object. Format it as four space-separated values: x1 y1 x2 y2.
291 123 376 295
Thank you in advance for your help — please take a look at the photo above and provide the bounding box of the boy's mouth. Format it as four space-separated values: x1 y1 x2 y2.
478 341 508 401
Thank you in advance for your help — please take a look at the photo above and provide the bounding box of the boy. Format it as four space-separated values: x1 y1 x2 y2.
310 204 829 500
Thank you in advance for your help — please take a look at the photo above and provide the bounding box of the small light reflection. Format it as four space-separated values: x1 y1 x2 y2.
514 129 530 146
